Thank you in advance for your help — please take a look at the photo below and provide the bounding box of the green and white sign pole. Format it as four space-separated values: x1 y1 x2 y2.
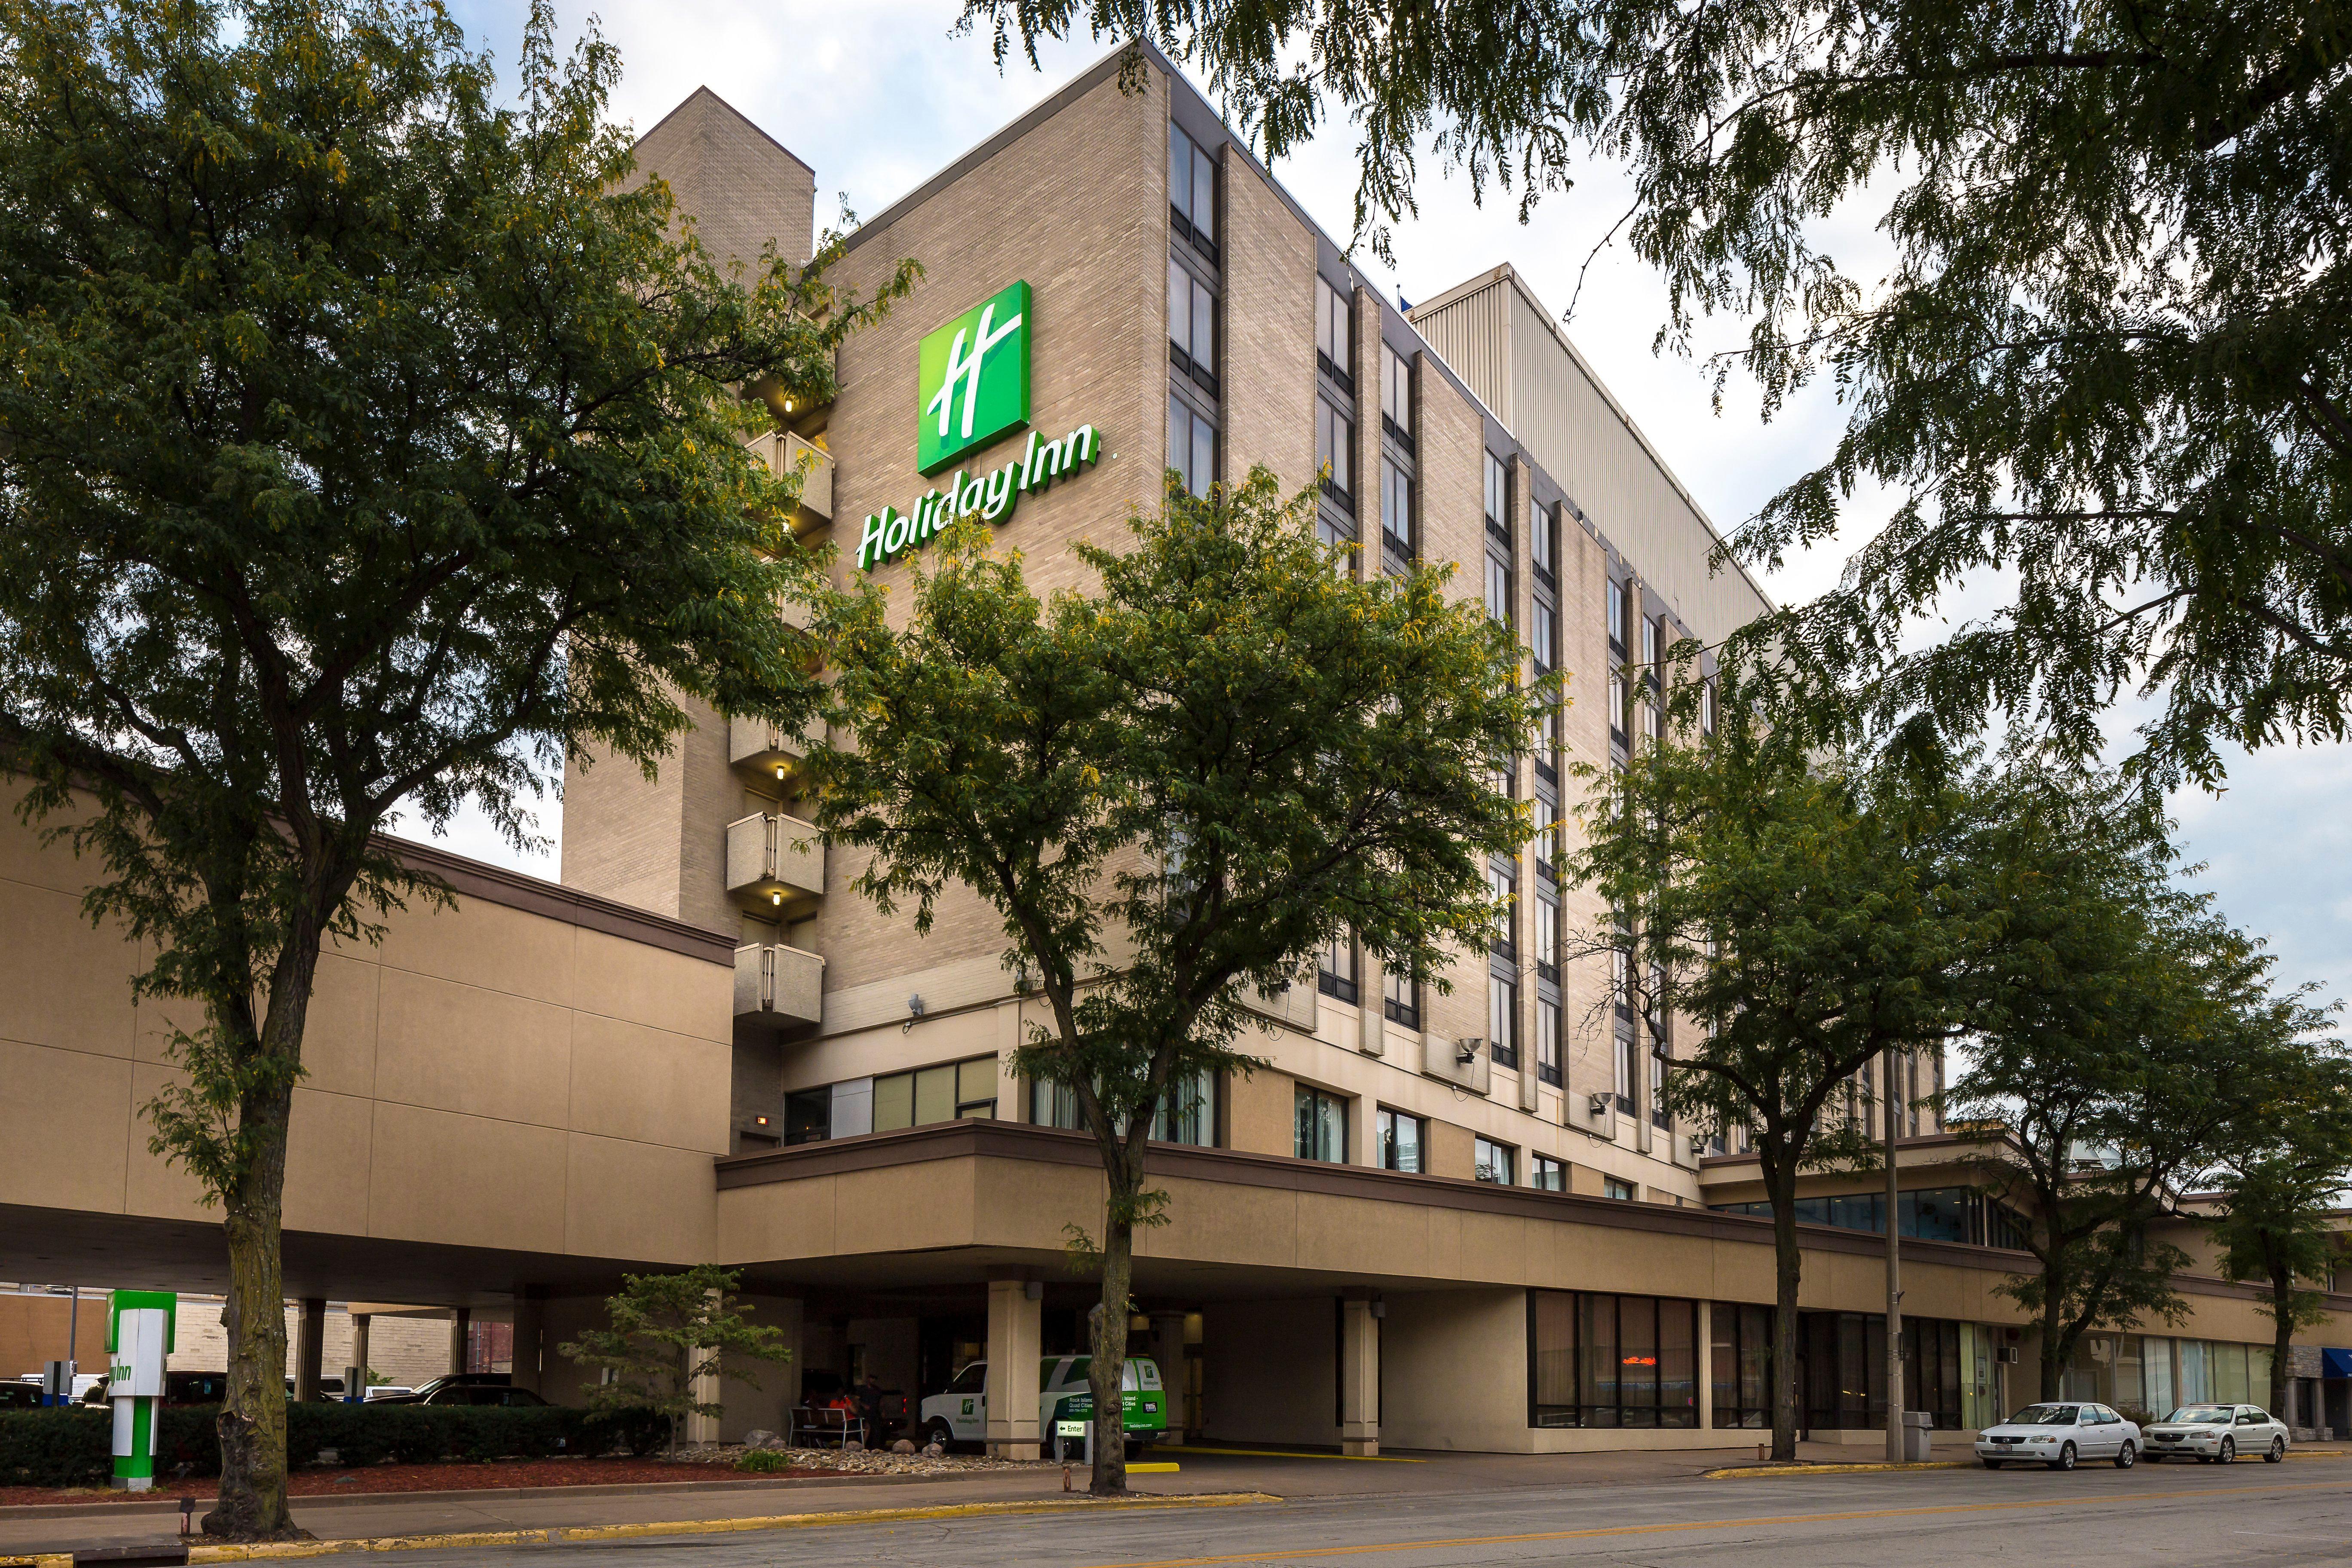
107 1290 176 1491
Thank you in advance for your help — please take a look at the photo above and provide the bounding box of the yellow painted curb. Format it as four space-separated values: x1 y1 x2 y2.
0 1554 71 1568
1706 1461 1971 1479
1129 1463 1181 1473
182 1491 1280 1561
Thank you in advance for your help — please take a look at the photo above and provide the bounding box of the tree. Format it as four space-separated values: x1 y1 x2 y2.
1949 797 2326 1400
2209 1048 2352 1418
812 472 1544 1493
560 1265 792 1458
959 0 2352 790
0 0 910 1537
1564 710 2009 1460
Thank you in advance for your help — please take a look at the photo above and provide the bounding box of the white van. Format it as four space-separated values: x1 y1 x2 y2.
918 1355 1167 1450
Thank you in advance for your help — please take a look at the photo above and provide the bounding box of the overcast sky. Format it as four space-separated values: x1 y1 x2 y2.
414 0 2347 1009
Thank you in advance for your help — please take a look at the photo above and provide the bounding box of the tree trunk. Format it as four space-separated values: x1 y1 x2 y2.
2037 1289 2065 1403
205 1087 297 1538
2270 1258 2295 1422
1089 1190 1134 1497
203 927 320 1542
1769 1169 1802 1462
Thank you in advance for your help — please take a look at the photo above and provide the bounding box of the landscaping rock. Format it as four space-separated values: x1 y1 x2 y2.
891 1439 916 1455
744 1430 780 1450
842 1439 863 1453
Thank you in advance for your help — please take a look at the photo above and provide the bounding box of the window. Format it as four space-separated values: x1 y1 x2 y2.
1315 276 1353 389
1609 674 1628 747
1488 861 1516 956
1168 393 1215 497
1381 458 1413 567
1534 893 1559 981
1532 600 1556 673
1384 965 1420 1031
1169 123 1216 259
1154 1067 1216 1145
1640 690 1659 749
1533 794 1557 869
1475 1136 1515 1185
1317 399 1354 508
873 1054 997 1132
1604 1177 1636 1200
1294 1084 1348 1163
1485 554 1512 626
1528 1291 1699 1428
1490 975 1519 1069
1167 259 1217 393
1537 706 1559 781
1531 1153 1565 1191
1700 680 1717 737
1376 1108 1424 1173
1708 1301 1773 1428
1536 997 1562 1086
1614 1031 1636 1115
1608 579 1627 652
1650 1040 1671 1130
1381 343 1414 448
1318 929 1359 1003
1533 501 1556 581
1484 450 1510 541
783 1086 830 1145
1641 615 1659 668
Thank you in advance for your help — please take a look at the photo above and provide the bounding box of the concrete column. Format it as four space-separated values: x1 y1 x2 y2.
1149 1313 1188 1443
509 1295 542 1395
1695 1300 1715 1432
350 1315 372 1400
1339 1298 1380 1456
984 1277 1042 1460
1358 953 1387 1057
294 1298 326 1403
448 1307 471 1376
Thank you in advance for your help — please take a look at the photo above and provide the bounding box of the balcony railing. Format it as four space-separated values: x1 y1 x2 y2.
734 942 824 1034
727 712 824 788
747 431 833 534
725 811 826 915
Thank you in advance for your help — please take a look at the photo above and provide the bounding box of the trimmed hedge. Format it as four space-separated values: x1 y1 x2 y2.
0 1403 669 1488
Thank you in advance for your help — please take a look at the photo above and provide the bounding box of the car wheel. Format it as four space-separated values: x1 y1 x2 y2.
2266 1437 2285 1464
925 1419 955 1450
1981 1458 2003 1470
2052 1442 2076 1472
2113 1440 2135 1469
2220 1437 2235 1464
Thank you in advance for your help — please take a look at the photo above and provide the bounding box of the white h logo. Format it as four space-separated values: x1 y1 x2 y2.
926 301 1024 442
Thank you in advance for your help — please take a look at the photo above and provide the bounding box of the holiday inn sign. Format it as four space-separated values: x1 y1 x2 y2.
857 279 1103 572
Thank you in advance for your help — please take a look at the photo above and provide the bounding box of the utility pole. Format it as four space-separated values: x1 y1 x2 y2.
1884 1047 1904 1463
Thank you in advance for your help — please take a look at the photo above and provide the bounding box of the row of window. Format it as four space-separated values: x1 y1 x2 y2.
781 1054 999 1144
1307 1087 1589 1194
1317 932 1565 1087
1709 1186 2031 1250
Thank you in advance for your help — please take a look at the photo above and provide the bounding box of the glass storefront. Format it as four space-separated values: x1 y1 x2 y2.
1711 1187 2030 1248
1529 1291 1700 1427
2067 1333 2269 1417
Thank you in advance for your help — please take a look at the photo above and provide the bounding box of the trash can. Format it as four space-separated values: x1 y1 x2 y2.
1902 1409 1934 1461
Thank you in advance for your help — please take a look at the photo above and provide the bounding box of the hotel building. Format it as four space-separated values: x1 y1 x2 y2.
3 46 2346 1455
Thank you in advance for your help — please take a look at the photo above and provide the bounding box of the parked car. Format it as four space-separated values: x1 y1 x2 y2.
1975 1402 2141 1470
918 1355 1167 1455
0 1381 46 1409
367 1372 514 1406
166 1371 231 1404
363 1386 415 1402
2142 1403 2289 1464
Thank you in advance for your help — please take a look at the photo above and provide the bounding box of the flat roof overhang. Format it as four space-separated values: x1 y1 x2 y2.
714 1121 2081 1318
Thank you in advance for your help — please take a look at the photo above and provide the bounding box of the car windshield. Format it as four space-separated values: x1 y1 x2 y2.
2006 1406 2077 1426
2165 1406 2234 1424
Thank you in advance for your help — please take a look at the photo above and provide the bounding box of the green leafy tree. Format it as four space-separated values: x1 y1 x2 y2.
0 0 908 1537
560 1265 792 1458
962 0 2352 789
1565 710 2025 1459
1951 815 2324 1400
812 471 1545 1493
2209 1047 2352 1418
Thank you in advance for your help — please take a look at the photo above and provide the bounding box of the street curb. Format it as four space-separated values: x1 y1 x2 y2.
176 1491 1282 1561
1705 1461 1971 1478
0 1466 989 1521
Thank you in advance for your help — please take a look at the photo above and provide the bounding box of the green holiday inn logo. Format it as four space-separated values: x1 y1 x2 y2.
918 280 1030 473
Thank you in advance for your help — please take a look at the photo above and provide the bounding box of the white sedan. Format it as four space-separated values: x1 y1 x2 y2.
1975 1402 2142 1470
2142 1403 2289 1464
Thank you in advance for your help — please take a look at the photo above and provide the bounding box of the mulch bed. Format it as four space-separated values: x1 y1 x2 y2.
0 1454 839 1508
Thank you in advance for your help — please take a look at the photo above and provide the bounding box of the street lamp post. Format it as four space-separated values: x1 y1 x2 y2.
1884 1047 1904 1464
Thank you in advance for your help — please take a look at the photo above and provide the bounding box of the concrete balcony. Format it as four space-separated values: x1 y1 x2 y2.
747 430 832 534
727 713 824 789
734 942 824 1034
725 812 826 916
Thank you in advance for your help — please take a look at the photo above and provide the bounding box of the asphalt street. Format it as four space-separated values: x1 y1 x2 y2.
377 1459 2352 1568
